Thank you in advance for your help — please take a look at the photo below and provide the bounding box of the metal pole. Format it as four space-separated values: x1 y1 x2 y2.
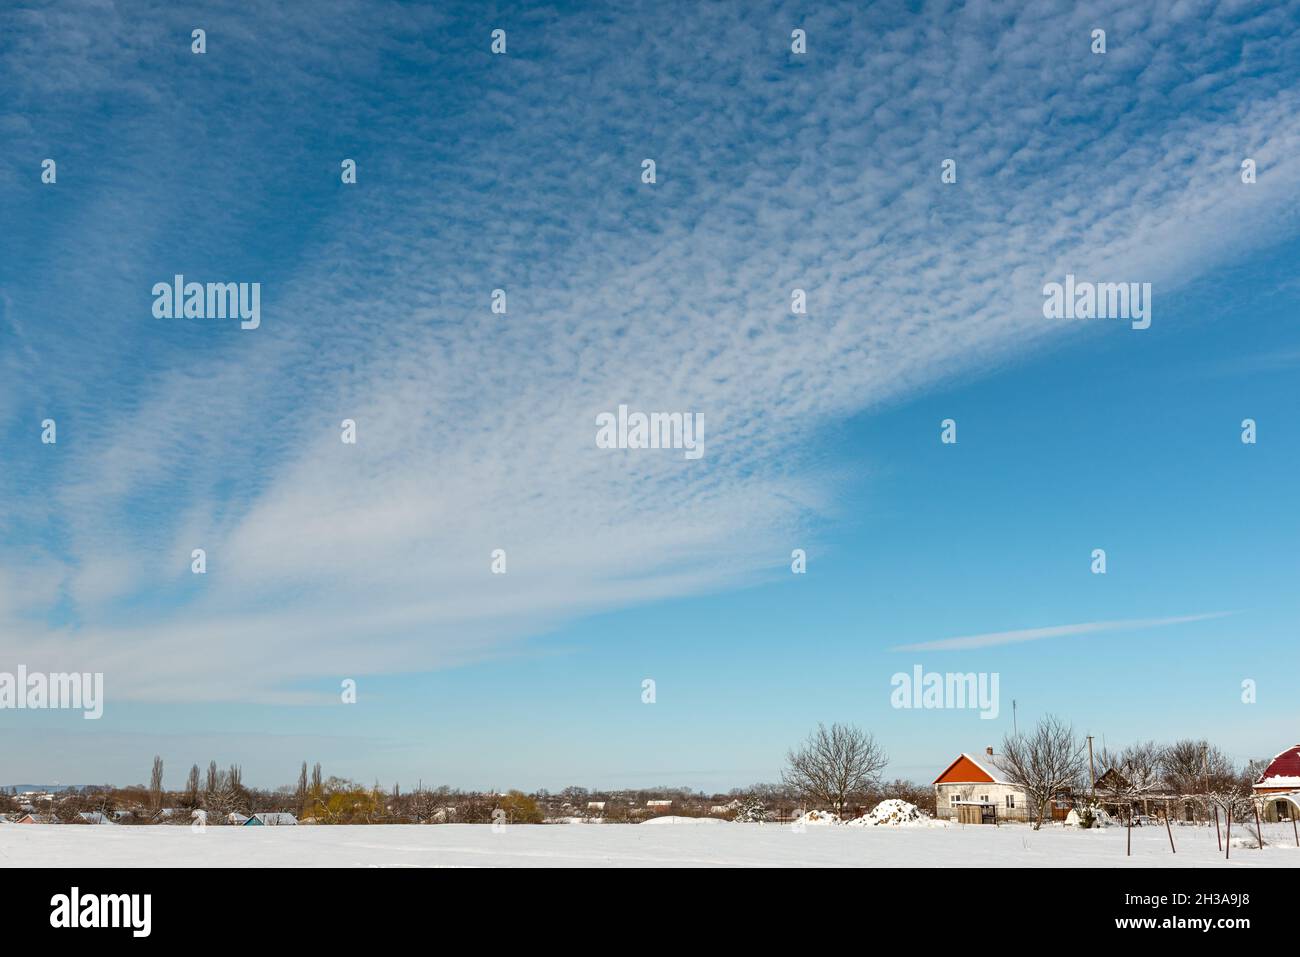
1126 803 1132 857
1214 804 1221 852
1226 805 1232 860
1252 799 1264 850
1164 801 1175 854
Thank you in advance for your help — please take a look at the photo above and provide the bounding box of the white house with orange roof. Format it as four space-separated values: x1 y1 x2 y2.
934 747 1029 823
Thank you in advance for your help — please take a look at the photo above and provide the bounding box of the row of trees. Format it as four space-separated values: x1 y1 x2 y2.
999 717 1271 830
775 719 1274 833
15 723 1267 828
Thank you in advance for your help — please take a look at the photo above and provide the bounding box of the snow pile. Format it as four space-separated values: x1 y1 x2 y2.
845 800 946 827
792 810 840 826
1065 807 1115 828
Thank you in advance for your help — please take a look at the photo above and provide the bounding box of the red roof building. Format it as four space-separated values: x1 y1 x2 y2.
1252 744 1300 822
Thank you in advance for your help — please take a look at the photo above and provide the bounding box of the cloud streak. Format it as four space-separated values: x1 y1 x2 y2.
892 612 1234 652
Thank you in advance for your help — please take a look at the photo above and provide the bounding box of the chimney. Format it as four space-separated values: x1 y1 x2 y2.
986 746 994 756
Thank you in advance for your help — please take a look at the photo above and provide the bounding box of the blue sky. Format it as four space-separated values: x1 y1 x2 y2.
1 0 1298 790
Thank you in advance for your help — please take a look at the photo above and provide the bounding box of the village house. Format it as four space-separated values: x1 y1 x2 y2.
1252 744 1300 822
934 748 1029 823
244 812 298 826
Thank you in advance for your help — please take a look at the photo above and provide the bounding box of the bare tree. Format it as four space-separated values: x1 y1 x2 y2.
1118 741 1167 794
311 762 322 795
297 762 308 806
149 756 164 810
184 764 201 808
1096 741 1167 795
1164 739 1236 796
206 761 218 796
1000 716 1087 830
1197 753 1264 846
782 723 888 816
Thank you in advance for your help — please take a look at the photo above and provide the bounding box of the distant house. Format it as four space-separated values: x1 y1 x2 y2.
14 813 52 824
1094 767 1131 793
77 811 115 825
646 800 673 811
585 802 606 812
1253 744 1300 822
227 812 250 825
245 812 297 826
934 748 1029 823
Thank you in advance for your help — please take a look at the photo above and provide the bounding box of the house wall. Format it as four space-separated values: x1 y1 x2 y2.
1255 790 1299 823
935 782 1030 822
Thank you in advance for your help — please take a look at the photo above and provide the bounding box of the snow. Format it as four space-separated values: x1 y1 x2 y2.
641 815 728 825
791 810 840 826
845 800 947 827
2 821 1297 867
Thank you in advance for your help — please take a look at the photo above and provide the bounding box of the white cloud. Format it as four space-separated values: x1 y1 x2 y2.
2 1 1296 701
892 612 1233 652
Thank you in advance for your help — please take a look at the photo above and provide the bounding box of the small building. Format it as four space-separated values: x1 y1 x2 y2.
586 802 606 812
934 748 1029 823
14 813 52 824
245 812 298 826
646 800 673 810
77 812 115 825
1252 744 1300 822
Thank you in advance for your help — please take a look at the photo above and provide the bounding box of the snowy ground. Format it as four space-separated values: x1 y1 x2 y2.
2 821 1298 867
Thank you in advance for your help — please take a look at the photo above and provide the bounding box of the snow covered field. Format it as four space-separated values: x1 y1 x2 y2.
2 821 1297 868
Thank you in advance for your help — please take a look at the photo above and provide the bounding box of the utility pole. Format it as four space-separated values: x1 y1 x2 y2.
1012 699 1018 736
1087 735 1097 798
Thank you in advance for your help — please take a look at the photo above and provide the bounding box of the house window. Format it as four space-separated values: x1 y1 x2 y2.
1006 795 1015 809
980 795 989 803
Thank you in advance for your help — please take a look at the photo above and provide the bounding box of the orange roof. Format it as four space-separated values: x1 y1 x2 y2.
934 754 996 785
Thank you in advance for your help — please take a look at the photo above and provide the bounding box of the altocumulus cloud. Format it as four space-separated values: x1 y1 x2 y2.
1 0 1298 701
